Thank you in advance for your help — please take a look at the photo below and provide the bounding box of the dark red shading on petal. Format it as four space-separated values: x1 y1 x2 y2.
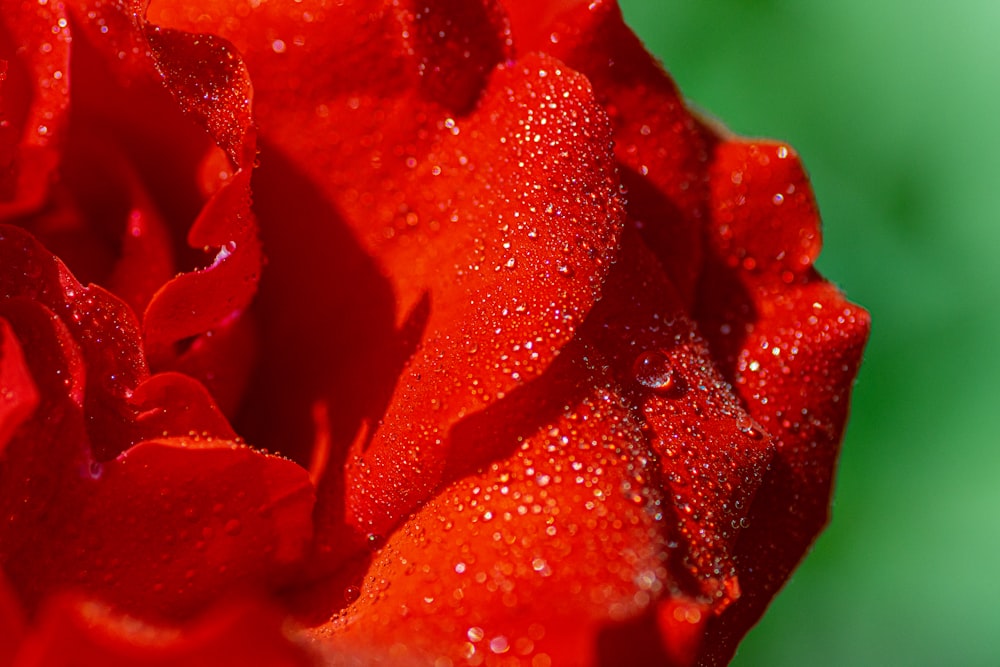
169 310 258 419
86 142 177 318
505 0 712 305
0 576 24 666
2 434 314 622
0 299 98 603
13 595 313 667
339 55 625 551
0 317 38 457
1 223 147 460
0 0 70 219
395 0 513 112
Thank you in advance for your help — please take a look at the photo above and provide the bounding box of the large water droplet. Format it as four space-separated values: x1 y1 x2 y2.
736 414 764 440
632 351 675 393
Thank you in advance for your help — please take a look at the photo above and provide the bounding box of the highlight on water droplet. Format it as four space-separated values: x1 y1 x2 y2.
632 350 675 393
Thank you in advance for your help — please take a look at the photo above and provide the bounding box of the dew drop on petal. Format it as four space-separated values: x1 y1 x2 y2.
489 636 510 654
736 413 764 440
632 350 675 393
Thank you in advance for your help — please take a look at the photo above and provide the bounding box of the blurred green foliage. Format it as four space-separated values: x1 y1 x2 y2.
617 1 1000 665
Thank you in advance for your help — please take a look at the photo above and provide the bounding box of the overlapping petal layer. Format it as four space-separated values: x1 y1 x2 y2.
0 0 869 664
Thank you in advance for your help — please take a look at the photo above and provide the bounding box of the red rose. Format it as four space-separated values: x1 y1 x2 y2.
0 0 869 664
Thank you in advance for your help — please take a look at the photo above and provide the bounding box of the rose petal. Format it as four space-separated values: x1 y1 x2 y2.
169 311 258 419
150 2 626 553
127 372 238 444
336 54 625 552
0 0 70 219
0 317 39 457
309 344 681 666
694 276 869 664
0 227 312 622
13 595 312 667
669 129 869 661
1 224 146 459
396 0 513 112
0 569 26 666
2 434 314 621
35 2 264 392
505 0 712 304
148 0 520 466
0 225 246 457
587 231 772 609
707 139 822 277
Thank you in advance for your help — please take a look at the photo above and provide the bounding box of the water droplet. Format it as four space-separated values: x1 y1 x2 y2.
489 636 510 654
366 533 385 550
632 351 675 393
736 414 764 440
224 518 242 535
467 627 485 642
343 585 361 603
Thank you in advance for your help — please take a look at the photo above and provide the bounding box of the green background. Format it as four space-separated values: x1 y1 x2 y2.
618 1 1000 665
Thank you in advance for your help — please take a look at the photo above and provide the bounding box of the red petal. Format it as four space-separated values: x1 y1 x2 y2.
588 231 772 609
3 435 314 621
505 0 712 304
336 54 625 551
0 317 38 457
0 225 244 456
127 372 238 444
14 595 312 666
308 350 681 666
0 0 70 219
147 0 521 467
707 139 822 277
1 224 147 459
0 571 26 666
151 2 626 548
8 2 265 387
394 0 513 112
680 132 869 661
168 311 258 420
694 277 869 663
137 21 262 360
